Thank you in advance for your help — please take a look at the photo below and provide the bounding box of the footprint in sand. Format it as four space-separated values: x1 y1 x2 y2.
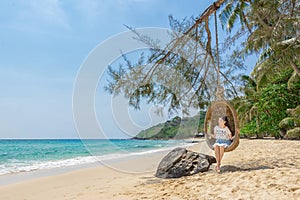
231 187 239 193
267 183 277 189
288 187 300 192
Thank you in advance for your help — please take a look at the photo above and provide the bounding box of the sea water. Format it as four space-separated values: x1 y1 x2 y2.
0 139 188 175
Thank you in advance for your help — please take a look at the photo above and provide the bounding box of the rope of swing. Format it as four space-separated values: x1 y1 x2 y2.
214 6 221 89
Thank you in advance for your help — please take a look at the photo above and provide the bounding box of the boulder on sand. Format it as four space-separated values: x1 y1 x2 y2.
155 147 216 178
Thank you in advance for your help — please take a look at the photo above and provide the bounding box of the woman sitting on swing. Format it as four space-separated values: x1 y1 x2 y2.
212 116 232 173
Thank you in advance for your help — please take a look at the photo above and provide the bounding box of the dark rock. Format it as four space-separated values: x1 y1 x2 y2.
155 147 216 178
203 153 217 165
131 137 148 140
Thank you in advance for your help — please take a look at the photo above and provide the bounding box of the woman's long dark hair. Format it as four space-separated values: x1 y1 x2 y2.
221 116 234 137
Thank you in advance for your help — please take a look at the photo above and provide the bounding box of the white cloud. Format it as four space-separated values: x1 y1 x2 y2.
74 0 153 26
14 0 70 32
123 0 151 2
30 0 69 28
75 0 103 24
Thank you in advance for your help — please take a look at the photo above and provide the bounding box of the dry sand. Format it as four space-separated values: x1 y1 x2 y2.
0 139 299 200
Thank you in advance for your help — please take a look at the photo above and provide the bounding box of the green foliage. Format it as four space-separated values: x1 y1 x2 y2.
232 75 261 138
240 119 257 138
219 0 251 32
235 69 299 138
137 125 164 139
256 83 299 137
152 116 182 139
135 114 204 140
220 0 300 139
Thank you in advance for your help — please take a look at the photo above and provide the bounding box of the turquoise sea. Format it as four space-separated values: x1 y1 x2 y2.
0 139 187 175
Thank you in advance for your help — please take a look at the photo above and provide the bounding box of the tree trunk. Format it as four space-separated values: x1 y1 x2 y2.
290 61 300 77
256 111 264 139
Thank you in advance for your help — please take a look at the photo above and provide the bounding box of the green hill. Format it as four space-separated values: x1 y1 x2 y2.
133 113 205 140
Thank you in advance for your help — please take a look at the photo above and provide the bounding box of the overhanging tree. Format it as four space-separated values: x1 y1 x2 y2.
105 0 300 130
106 1 244 115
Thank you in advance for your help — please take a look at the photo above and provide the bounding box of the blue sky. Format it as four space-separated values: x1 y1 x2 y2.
0 0 255 139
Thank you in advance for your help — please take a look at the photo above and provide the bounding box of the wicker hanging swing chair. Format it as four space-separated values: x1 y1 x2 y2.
203 8 240 153
204 94 240 152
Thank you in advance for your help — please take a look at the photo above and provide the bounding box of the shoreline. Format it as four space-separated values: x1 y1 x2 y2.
1 139 299 199
0 140 196 186
0 139 193 176
0 144 176 200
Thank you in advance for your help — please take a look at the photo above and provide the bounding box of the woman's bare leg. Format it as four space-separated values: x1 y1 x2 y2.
214 146 220 170
219 146 225 167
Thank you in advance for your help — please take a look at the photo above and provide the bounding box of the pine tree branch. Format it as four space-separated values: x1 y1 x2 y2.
140 0 226 81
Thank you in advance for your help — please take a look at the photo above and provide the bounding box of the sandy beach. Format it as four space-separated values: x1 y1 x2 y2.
0 139 300 200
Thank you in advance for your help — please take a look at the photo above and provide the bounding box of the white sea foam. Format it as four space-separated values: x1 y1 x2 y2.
0 142 191 176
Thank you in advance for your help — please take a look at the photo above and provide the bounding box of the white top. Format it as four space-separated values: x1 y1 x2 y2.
214 126 232 140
